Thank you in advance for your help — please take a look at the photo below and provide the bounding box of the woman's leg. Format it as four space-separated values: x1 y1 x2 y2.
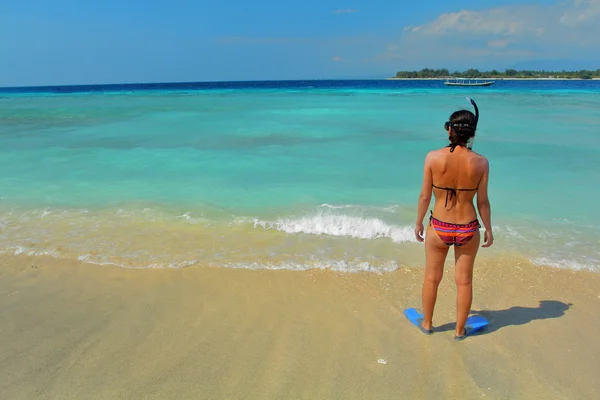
453 231 481 336
422 224 450 330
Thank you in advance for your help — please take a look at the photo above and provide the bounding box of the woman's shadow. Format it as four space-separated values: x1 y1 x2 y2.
435 300 572 335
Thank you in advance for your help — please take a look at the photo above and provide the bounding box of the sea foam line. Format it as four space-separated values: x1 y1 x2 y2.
3 243 599 273
532 257 597 272
223 259 399 273
0 245 399 273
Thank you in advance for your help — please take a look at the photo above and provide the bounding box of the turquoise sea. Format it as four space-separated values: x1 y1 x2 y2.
1 80 599 271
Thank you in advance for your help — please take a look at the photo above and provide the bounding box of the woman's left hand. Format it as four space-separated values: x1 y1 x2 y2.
414 223 425 242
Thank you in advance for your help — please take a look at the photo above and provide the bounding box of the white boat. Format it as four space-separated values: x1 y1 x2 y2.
444 78 495 87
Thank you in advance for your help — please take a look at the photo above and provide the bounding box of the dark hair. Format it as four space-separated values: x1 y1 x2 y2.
447 110 477 148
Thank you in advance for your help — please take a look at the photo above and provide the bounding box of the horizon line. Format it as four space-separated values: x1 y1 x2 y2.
0 77 391 90
2 76 600 91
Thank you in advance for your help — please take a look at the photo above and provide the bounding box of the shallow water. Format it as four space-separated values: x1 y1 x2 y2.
1 80 599 271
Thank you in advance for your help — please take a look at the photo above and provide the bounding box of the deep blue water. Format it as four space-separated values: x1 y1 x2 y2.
2 78 600 94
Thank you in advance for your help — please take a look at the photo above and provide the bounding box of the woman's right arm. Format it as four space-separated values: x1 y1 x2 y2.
476 158 494 247
414 152 433 242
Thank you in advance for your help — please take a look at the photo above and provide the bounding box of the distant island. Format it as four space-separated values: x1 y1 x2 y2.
391 68 600 80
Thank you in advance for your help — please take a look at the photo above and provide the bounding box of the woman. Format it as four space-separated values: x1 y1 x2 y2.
413 99 493 340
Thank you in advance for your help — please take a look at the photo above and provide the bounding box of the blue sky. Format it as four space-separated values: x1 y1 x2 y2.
1 0 599 86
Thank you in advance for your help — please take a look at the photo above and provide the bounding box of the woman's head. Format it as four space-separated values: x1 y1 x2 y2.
445 110 477 146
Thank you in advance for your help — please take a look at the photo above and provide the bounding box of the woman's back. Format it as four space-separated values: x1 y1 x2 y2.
430 146 487 223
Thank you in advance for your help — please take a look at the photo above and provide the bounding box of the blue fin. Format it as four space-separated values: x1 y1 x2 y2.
404 308 432 334
404 308 423 327
465 315 489 334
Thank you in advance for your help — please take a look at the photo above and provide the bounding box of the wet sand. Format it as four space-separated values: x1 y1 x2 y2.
1 254 599 399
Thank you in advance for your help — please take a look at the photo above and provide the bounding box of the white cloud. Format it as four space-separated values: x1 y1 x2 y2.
406 1 600 40
383 1 600 68
409 8 534 36
331 56 343 62
406 5 556 37
560 0 600 26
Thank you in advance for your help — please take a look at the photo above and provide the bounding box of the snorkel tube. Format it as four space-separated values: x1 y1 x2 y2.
465 97 479 150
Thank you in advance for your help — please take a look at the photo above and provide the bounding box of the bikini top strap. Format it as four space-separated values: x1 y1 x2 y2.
447 143 467 152
432 184 478 208
432 184 456 208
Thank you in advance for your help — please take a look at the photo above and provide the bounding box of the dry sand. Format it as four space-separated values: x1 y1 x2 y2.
1 254 599 400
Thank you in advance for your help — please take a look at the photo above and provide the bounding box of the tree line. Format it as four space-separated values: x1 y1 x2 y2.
394 68 600 79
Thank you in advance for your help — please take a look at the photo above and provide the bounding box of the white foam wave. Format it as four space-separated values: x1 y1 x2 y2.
318 203 356 210
252 213 415 243
0 246 61 258
1 246 26 255
532 257 597 272
174 212 209 224
317 203 400 213
76 253 199 269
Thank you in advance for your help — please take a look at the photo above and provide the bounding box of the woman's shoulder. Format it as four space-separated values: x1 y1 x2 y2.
470 150 488 161
424 148 447 165
427 148 448 158
469 151 489 169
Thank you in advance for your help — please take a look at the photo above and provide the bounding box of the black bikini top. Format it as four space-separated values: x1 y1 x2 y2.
433 143 478 207
432 184 478 208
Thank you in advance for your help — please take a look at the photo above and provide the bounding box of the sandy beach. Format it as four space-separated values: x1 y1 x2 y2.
1 254 599 400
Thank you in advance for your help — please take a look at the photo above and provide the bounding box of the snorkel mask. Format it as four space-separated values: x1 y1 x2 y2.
444 97 480 150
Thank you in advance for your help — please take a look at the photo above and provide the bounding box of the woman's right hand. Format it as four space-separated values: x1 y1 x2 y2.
482 230 494 248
